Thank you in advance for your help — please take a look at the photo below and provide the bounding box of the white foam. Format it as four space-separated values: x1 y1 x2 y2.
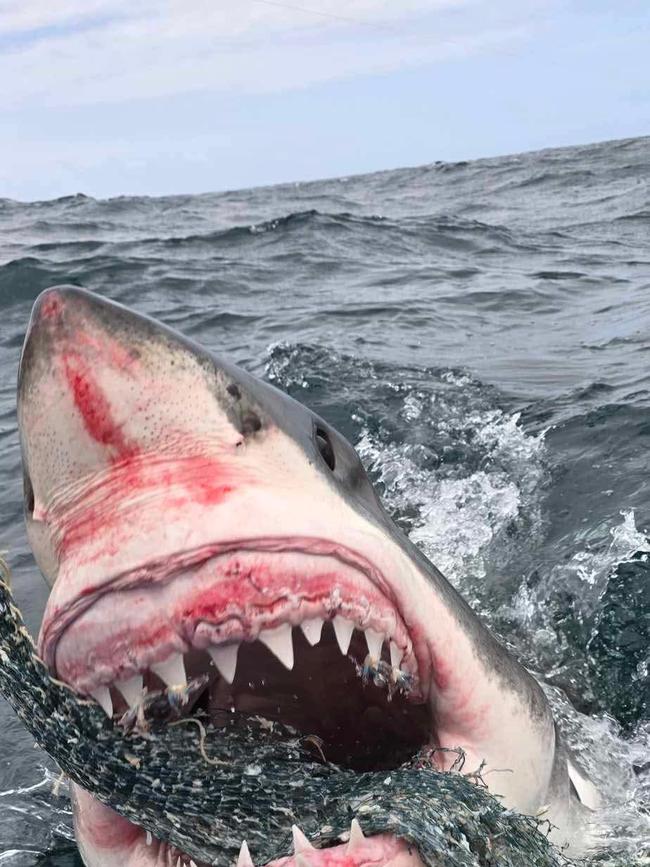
543 684 650 856
513 509 650 626
357 405 545 587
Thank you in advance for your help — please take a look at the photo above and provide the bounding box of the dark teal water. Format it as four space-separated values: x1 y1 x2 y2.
0 135 648 864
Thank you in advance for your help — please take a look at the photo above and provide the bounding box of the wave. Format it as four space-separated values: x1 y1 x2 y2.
0 258 70 308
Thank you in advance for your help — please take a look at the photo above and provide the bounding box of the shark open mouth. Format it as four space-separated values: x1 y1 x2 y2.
41 542 433 865
47 541 430 769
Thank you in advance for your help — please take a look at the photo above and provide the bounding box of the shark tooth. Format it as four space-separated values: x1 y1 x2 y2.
237 840 254 867
347 818 365 852
115 674 143 708
300 617 324 646
332 615 354 654
208 644 239 684
389 641 403 669
364 628 384 660
258 623 294 670
151 653 187 688
90 686 113 718
292 824 315 853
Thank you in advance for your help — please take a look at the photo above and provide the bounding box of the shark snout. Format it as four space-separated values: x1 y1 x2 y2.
17 287 382 605
20 287 143 462
18 286 257 585
19 286 148 580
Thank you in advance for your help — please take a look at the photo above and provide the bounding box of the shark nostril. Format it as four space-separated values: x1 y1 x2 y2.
315 427 336 471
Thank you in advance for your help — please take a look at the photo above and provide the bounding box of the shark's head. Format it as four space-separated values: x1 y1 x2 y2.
18 286 590 865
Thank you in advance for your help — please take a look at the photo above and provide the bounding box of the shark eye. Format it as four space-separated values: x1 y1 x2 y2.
315 427 336 471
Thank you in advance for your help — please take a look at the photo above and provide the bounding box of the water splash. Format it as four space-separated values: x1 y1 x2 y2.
356 386 546 599
513 510 650 627
0 764 74 863
542 686 650 860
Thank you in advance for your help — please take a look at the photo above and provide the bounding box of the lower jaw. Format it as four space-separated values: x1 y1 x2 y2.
72 786 426 867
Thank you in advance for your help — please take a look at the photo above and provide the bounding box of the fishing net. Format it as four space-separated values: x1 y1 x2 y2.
0 560 565 867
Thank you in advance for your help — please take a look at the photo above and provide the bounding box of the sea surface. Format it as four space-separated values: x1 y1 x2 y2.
0 135 648 865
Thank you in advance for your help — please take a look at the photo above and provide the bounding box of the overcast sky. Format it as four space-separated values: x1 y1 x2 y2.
1 0 648 201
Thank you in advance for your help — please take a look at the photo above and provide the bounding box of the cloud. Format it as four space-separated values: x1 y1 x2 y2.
0 0 125 35
0 0 464 35
0 0 530 108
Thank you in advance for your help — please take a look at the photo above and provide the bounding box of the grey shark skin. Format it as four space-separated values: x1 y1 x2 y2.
17 286 595 867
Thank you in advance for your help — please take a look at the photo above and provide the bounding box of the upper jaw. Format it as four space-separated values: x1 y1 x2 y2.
43 538 427 703
44 537 438 786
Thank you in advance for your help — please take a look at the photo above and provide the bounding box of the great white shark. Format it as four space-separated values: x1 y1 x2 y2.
17 286 598 867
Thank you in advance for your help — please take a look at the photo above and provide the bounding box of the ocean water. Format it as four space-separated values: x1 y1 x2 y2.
0 135 648 865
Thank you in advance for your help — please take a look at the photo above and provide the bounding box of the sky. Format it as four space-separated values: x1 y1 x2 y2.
0 0 648 201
